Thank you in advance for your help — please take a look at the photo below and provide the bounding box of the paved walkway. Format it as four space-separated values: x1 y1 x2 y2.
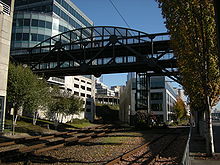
189 121 220 165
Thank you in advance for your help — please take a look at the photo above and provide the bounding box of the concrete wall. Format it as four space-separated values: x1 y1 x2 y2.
119 79 136 124
0 0 15 131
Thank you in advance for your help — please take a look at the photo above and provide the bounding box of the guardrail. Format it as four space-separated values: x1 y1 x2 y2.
0 1 10 15
181 126 192 165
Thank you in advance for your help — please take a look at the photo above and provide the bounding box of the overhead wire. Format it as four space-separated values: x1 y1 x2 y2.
108 0 132 30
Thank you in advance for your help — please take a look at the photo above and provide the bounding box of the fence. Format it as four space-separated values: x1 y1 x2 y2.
180 126 192 165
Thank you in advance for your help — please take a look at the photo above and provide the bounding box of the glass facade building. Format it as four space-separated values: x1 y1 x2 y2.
10 0 95 122
120 75 177 124
11 0 93 49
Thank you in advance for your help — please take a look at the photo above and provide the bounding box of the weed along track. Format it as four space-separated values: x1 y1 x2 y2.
105 128 187 165
0 126 189 164
0 125 112 163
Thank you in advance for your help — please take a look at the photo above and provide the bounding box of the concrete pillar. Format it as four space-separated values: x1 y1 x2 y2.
0 0 15 132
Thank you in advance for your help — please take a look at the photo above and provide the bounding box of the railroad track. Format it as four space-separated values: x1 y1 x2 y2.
105 131 181 165
0 124 114 163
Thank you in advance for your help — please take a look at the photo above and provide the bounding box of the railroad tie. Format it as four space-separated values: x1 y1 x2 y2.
34 143 65 154
19 143 46 153
78 136 92 142
0 141 15 147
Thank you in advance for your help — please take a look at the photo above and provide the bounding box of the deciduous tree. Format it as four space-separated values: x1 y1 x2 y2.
156 0 220 155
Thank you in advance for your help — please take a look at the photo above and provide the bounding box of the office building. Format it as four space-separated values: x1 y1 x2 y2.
11 0 93 49
0 0 15 131
10 0 95 122
120 76 177 124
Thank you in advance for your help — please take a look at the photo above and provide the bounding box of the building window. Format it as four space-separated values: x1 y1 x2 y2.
17 19 23 26
151 92 163 100
74 78 79 81
81 86 85 90
74 91 79 96
38 20 45 28
87 87 91 91
86 101 91 105
151 104 163 111
23 19 30 26
87 82 92 85
23 33 29 41
45 21 52 29
81 80 85 83
16 33 22 41
74 84 79 88
81 93 85 97
87 94 91 98
31 19 38 27
38 34 44 41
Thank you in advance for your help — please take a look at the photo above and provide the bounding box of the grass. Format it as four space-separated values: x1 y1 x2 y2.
2 117 99 135
66 119 98 128
4 119 54 135
99 136 130 144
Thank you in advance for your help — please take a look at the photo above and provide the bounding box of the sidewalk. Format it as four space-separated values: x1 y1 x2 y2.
189 121 220 165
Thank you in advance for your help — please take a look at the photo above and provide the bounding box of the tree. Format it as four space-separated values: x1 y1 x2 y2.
156 0 220 155
47 89 84 125
174 97 187 121
7 63 51 133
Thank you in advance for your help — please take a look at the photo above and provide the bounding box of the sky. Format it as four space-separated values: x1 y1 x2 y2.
73 0 167 87
72 0 219 110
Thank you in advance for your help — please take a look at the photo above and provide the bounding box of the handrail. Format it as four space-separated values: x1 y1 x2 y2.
181 125 192 165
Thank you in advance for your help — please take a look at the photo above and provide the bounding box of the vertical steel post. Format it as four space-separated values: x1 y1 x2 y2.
146 75 151 114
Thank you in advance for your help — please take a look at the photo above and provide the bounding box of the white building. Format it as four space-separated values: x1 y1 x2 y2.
120 76 177 124
95 80 115 97
45 75 96 123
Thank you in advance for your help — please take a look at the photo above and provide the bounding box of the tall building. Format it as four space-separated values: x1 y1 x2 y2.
0 0 15 131
120 76 177 124
11 0 93 49
10 0 96 122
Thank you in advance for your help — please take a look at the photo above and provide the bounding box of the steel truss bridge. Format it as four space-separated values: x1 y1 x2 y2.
11 26 179 81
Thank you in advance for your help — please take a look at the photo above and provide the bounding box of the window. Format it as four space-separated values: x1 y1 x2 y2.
74 91 79 96
74 84 79 88
87 87 91 91
81 93 85 97
23 33 29 41
53 4 60 16
81 80 85 83
16 33 22 41
38 34 44 41
81 86 85 90
31 19 38 27
17 19 23 26
45 21 52 29
87 82 92 85
23 19 30 26
151 103 163 111
87 94 91 98
38 20 45 28
151 93 163 100
86 101 91 105
74 78 79 81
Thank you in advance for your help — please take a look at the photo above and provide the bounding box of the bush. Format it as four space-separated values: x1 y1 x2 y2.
96 104 119 123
